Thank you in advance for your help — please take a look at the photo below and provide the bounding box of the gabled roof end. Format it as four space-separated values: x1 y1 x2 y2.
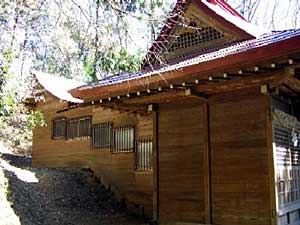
30 70 85 103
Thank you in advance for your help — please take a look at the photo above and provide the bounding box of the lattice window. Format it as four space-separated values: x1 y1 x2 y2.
52 117 66 139
112 126 135 153
135 138 152 171
168 27 224 52
273 109 300 208
66 116 91 139
277 168 300 206
92 122 112 149
274 123 300 167
274 123 300 207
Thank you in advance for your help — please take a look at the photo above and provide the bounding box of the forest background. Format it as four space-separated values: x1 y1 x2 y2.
0 0 300 152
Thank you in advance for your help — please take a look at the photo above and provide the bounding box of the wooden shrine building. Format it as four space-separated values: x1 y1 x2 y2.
28 0 300 224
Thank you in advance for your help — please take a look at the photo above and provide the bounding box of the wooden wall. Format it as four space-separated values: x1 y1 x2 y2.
158 100 207 224
33 89 276 224
32 92 153 217
209 90 273 225
90 106 153 216
271 100 300 225
32 93 92 168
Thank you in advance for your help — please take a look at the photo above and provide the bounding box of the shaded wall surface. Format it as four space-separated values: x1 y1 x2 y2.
33 93 153 217
209 90 273 225
33 90 275 224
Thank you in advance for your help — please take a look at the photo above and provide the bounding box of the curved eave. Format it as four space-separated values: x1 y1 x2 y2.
31 70 84 104
45 90 84 104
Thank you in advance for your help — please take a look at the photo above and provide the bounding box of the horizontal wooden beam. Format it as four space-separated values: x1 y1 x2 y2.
56 101 148 114
282 76 300 94
122 89 193 104
194 68 290 95
99 103 149 114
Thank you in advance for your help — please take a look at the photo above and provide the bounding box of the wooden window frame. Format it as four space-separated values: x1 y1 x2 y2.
66 116 92 140
135 138 153 172
52 117 67 139
92 122 112 149
112 125 135 153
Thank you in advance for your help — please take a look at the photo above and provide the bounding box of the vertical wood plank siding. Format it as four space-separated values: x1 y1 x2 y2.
158 100 207 224
209 90 272 225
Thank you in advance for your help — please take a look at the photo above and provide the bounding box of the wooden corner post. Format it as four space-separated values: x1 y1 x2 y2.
266 96 278 225
152 104 159 224
204 102 212 224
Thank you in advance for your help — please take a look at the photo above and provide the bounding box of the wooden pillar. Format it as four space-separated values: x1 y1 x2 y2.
266 96 278 225
152 104 159 223
204 102 212 224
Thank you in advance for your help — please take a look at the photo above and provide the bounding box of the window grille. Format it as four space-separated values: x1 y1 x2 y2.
168 27 224 52
66 116 91 139
273 110 300 208
135 139 152 171
92 122 112 149
274 123 300 206
112 126 135 153
274 125 300 167
52 118 66 139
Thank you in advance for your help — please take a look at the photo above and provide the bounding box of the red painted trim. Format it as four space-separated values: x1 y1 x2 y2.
143 0 188 66
206 0 216 4
70 36 300 99
216 0 246 20
143 0 251 67
192 0 251 38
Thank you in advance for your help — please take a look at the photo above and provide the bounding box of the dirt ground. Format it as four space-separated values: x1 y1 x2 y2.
0 141 149 225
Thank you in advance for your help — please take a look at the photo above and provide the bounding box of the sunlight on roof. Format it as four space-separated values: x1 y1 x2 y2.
0 160 39 183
